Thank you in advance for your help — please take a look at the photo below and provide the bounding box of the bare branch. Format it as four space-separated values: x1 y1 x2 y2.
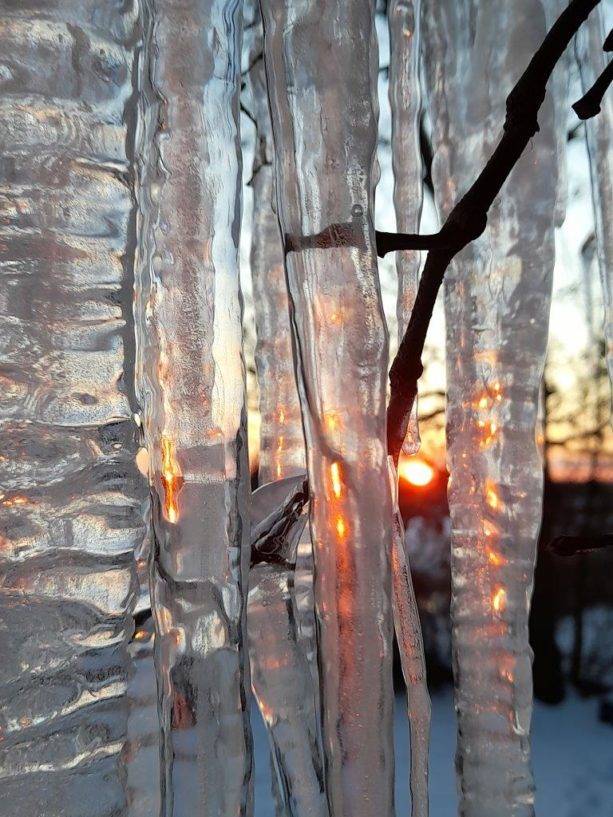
573 58 613 119
549 534 613 557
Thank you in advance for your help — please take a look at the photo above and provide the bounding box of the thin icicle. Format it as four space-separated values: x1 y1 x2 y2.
387 461 431 817
423 1 557 814
134 1 253 815
575 7 613 389
389 0 423 454
260 1 396 814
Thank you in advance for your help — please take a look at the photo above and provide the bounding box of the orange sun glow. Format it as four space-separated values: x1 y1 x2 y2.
398 457 435 487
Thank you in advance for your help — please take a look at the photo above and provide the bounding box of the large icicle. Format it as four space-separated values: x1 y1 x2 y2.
134 1 253 815
422 2 557 814
389 0 423 454
245 16 326 816
260 2 396 814
575 6 613 388
0 3 147 816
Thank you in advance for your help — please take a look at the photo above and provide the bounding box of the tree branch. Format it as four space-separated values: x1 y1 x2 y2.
548 534 613 557
573 58 613 119
386 0 602 463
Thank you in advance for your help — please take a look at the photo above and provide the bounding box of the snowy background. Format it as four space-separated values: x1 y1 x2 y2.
251 693 613 816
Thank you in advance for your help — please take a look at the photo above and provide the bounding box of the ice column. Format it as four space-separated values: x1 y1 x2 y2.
245 17 326 817
575 7 613 387
423 2 557 814
260 2 396 814
134 1 252 815
0 3 147 815
389 0 423 453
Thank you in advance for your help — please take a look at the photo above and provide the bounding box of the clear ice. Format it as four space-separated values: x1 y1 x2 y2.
0 2 147 815
260 1 396 813
133 1 253 814
422 1 557 814
575 6 613 388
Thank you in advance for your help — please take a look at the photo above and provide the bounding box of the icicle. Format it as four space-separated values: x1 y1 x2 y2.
423 2 557 814
245 14 327 813
0 3 147 815
248 22 305 487
575 7 613 389
388 5 432 812
389 0 423 454
387 461 431 817
134 1 253 815
260 1 396 814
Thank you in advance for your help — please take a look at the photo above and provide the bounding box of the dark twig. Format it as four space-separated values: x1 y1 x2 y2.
548 534 613 557
604 28 612 51
376 231 449 255
573 58 613 119
385 0 602 463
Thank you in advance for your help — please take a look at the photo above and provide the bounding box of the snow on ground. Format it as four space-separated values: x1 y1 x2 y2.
252 691 613 816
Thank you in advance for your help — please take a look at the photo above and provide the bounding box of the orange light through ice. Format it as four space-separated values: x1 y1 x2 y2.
485 480 501 510
492 586 507 613
335 515 347 540
161 436 183 524
330 462 343 498
399 457 435 487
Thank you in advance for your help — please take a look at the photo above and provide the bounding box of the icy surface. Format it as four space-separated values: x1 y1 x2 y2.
134 1 252 814
0 3 147 814
260 0 396 813
423 1 556 814
389 0 423 454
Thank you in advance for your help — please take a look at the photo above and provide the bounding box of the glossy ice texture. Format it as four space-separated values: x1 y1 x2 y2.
576 7 613 387
134 1 252 814
423 2 556 814
260 1 396 814
125 620 160 817
0 2 147 815
389 0 423 453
